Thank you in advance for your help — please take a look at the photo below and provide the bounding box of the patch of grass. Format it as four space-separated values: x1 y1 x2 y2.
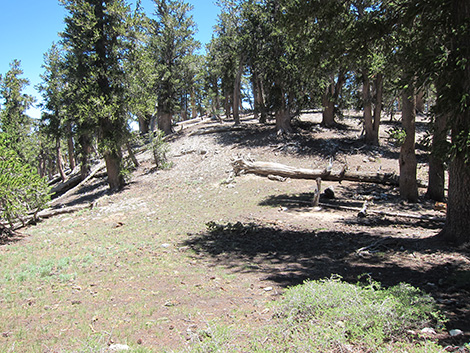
187 276 446 352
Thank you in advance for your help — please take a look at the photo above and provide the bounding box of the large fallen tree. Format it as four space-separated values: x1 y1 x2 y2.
232 158 426 187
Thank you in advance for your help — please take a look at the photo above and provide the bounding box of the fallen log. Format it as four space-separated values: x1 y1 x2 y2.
49 161 106 207
50 173 82 197
189 125 245 136
319 202 445 222
37 203 94 219
233 158 403 186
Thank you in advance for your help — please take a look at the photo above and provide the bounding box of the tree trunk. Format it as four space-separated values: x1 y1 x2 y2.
439 152 470 244
56 137 67 182
233 57 244 125
275 105 292 134
104 149 124 190
258 77 267 124
232 158 412 186
252 70 259 121
78 133 92 180
399 84 418 202
126 142 139 168
426 111 447 201
158 112 173 135
224 94 231 120
138 114 151 135
416 89 425 114
321 72 345 127
191 89 197 119
66 122 76 170
321 85 336 127
438 0 470 244
372 72 383 145
363 70 374 144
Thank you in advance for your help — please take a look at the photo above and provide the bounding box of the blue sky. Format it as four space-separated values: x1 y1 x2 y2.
0 0 220 119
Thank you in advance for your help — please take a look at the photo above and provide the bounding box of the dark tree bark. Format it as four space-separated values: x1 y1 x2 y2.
373 73 383 143
321 91 336 127
275 105 292 134
321 72 345 127
363 72 383 146
224 93 231 120
416 89 425 114
158 111 173 135
66 121 76 171
78 133 92 180
363 70 374 143
138 114 151 136
438 0 470 244
56 137 67 182
233 57 244 125
104 149 124 190
426 111 447 201
399 84 418 202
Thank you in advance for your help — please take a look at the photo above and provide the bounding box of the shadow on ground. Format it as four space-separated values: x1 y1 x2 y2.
182 220 470 336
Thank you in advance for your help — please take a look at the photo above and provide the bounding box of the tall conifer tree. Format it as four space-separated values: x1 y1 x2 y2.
60 0 131 189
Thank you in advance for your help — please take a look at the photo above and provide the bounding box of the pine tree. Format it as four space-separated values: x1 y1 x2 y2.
0 60 36 162
60 0 131 189
148 0 199 135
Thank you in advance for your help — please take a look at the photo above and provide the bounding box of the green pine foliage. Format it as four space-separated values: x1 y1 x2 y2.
0 135 50 227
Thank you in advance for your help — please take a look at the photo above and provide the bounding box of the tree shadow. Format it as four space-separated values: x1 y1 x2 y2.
0 226 27 246
182 221 470 335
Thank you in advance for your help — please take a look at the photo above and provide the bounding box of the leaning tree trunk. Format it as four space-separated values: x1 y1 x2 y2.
399 84 418 202
416 89 425 114
426 111 447 201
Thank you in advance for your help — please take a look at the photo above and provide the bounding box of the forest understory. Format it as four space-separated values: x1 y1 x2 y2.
1 112 469 352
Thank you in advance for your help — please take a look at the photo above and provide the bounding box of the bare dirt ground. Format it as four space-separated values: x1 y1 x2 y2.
3 112 470 351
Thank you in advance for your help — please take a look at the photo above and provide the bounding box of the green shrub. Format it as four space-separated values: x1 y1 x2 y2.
149 129 172 169
275 276 446 350
0 135 50 227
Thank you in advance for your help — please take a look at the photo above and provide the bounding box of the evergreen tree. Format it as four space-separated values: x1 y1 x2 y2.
148 0 199 135
37 43 70 181
60 0 131 189
0 60 36 162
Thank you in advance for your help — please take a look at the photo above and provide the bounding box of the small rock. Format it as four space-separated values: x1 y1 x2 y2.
336 320 345 328
449 329 463 337
323 186 335 199
161 243 170 248
421 327 436 335
263 287 273 291
108 344 130 352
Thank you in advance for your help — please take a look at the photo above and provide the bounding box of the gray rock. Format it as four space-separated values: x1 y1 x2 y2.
449 329 463 337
